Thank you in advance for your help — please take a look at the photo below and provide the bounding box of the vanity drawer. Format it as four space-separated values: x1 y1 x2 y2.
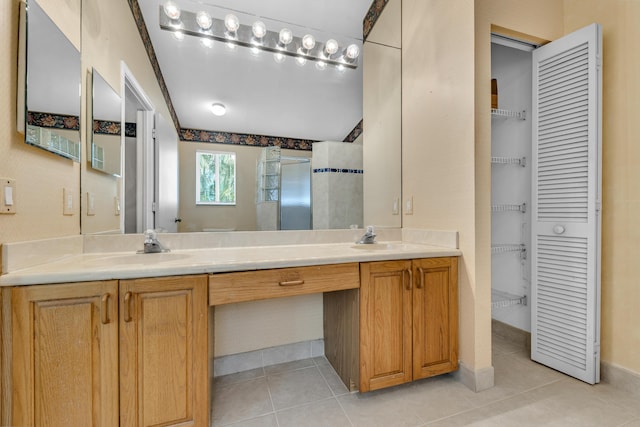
209 263 360 305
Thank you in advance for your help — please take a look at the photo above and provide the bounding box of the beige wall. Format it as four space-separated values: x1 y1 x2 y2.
0 0 174 244
178 141 311 232
81 0 174 234
402 0 484 371
0 0 80 246
363 0 402 228
563 0 640 374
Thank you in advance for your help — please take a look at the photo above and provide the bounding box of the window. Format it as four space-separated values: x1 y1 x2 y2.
196 150 236 205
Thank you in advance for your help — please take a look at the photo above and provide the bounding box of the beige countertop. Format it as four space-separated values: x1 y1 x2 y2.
0 241 461 286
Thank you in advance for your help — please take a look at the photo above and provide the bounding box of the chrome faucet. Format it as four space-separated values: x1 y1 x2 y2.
356 226 377 244
143 229 169 253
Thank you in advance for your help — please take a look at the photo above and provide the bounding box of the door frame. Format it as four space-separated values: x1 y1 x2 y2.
120 62 155 233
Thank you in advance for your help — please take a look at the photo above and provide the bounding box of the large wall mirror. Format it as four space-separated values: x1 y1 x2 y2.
23 0 81 162
78 0 401 235
91 69 122 177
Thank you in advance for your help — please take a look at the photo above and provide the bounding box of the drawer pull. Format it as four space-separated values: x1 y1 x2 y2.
417 268 424 289
100 293 110 324
278 280 305 286
406 269 413 290
124 292 133 322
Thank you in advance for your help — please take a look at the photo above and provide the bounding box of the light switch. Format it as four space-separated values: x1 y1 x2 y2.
392 197 399 215
405 196 413 215
4 186 13 206
87 192 95 216
63 188 74 216
1 178 16 214
114 196 121 216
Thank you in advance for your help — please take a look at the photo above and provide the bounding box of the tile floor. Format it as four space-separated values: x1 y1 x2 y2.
212 333 640 426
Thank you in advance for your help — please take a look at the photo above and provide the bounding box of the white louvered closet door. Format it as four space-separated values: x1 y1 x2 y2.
531 23 602 384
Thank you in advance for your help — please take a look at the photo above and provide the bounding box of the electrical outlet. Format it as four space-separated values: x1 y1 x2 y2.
63 188 74 216
1 178 16 214
87 192 95 216
393 197 399 215
405 196 413 215
114 196 121 216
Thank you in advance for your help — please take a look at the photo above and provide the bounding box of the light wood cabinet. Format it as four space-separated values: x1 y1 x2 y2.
11 281 119 427
9 275 208 427
120 275 208 427
360 257 458 392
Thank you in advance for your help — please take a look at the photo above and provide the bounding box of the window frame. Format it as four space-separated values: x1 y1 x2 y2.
195 150 237 206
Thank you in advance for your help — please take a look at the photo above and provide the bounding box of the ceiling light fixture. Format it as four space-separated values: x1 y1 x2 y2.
279 28 293 46
324 39 339 57
158 3 360 70
210 103 226 116
224 14 240 34
252 21 267 40
163 1 181 20
196 11 213 31
301 34 316 51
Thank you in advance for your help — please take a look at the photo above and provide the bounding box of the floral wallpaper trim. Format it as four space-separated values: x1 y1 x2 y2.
125 123 137 138
27 111 80 131
93 120 121 135
363 0 390 40
127 0 181 132
343 119 363 142
313 168 363 174
180 128 317 151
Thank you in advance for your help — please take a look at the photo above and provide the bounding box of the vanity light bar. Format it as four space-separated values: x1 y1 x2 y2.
158 6 360 70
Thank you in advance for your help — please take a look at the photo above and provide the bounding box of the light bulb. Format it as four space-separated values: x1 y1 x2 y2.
251 46 260 55
296 56 306 66
163 1 181 20
201 38 213 48
302 34 316 50
316 61 327 70
274 52 285 63
324 39 339 56
196 11 212 30
345 44 360 59
210 103 226 116
224 14 240 33
173 31 184 40
252 21 267 39
279 28 293 46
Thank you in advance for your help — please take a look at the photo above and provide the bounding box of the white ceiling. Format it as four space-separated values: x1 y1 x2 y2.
138 0 372 141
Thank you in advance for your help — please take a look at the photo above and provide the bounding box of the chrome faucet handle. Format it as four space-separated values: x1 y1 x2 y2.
143 229 169 253
356 226 377 244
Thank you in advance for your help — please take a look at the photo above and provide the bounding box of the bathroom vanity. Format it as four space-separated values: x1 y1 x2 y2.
0 231 460 426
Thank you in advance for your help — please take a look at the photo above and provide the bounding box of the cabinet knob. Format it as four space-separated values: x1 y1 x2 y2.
553 225 566 234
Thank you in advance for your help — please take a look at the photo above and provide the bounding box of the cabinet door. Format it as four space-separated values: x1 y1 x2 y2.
119 275 208 427
412 258 458 380
360 260 413 392
12 281 119 427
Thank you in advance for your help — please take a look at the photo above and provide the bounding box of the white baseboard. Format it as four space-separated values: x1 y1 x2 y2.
211 339 325 378
455 362 495 392
600 361 640 396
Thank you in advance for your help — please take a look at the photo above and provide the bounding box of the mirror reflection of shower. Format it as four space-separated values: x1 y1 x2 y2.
280 157 311 230
256 147 311 231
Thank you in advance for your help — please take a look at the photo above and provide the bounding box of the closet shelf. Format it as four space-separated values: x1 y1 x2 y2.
492 243 527 259
491 108 526 120
491 156 526 167
492 289 527 309
492 203 526 213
